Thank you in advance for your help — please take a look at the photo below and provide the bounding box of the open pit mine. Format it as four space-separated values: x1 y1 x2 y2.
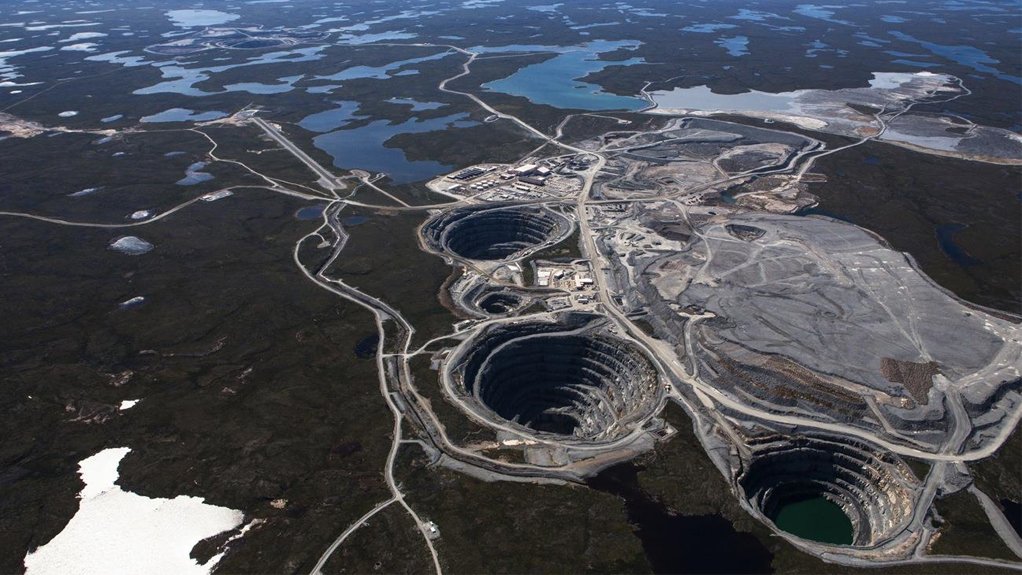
406 103 1022 568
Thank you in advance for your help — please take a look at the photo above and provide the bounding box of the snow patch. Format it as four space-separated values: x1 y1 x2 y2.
119 399 140 410
23 447 245 575
109 236 153 255
61 32 107 42
119 296 145 309
68 187 101 197
60 43 98 52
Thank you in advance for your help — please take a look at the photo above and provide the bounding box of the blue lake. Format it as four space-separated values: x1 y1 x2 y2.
295 205 326 220
176 162 215 185
311 112 478 184
299 101 364 133
889 31 1022 85
342 215 370 226
314 51 451 82
481 40 647 111
134 47 326 96
684 23 737 33
717 35 749 57
141 108 227 123
387 97 445 111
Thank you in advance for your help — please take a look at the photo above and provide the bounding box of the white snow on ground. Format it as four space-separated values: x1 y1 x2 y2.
119 399 140 410
57 110 78 117
166 9 240 27
119 296 145 309
109 236 153 255
24 447 245 575
60 43 98 52
61 32 107 42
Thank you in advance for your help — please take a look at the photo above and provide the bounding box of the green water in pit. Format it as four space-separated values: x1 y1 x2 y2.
772 496 854 545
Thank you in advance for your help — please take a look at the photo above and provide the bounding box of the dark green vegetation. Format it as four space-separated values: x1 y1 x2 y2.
1 0 1020 571
408 355 496 447
530 227 584 261
902 457 933 482
931 491 1018 561
560 112 670 145
323 208 462 347
806 141 1022 313
598 404 1011 574
320 505 434 575
389 400 1018 574
0 183 390 573
972 424 1022 537
522 228 583 285
0 129 250 220
395 448 651 574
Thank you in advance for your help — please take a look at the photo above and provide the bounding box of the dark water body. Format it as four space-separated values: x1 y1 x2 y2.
863 155 881 165
342 215 369 226
354 334 380 359
1002 499 1022 538
936 223 982 266
771 496 853 545
587 463 774 574
295 205 325 220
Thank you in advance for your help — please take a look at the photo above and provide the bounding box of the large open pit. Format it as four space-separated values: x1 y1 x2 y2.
739 436 917 547
450 317 661 442
423 205 572 261
477 291 525 315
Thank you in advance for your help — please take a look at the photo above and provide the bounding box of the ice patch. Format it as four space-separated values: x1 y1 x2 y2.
716 35 749 57
61 32 107 42
24 22 99 31
60 43 98 52
868 71 930 90
166 9 240 28
57 110 78 118
23 447 245 575
119 296 145 309
0 46 53 83
176 162 214 185
200 190 233 202
68 187 101 197
683 23 737 33
650 85 802 113
129 210 151 220
109 236 153 255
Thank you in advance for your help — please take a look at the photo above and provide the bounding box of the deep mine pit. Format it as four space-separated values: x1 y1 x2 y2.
739 436 917 547
424 205 571 261
456 321 661 441
477 292 524 314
